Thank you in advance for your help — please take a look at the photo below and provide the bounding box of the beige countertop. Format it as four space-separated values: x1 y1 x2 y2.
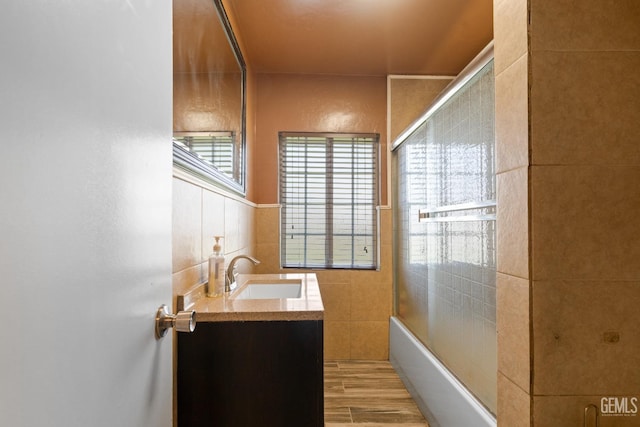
180 273 324 322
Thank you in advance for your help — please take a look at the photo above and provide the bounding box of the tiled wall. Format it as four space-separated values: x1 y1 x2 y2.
495 0 640 425
172 172 256 309
494 0 530 424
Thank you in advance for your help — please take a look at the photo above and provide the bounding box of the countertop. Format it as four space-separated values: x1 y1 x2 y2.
179 273 324 322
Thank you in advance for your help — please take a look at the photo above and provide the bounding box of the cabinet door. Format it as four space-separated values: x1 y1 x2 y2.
178 320 323 427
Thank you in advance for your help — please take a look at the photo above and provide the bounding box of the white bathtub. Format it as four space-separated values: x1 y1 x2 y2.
389 316 496 427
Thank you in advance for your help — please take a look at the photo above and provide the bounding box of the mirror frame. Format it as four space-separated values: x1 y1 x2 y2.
173 0 247 195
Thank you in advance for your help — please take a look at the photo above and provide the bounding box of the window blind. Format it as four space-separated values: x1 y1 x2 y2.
173 131 235 176
279 132 379 269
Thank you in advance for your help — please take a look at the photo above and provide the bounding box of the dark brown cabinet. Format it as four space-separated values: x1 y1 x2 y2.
178 320 324 427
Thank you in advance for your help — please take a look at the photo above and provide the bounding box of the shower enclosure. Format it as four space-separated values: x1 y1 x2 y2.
390 44 496 426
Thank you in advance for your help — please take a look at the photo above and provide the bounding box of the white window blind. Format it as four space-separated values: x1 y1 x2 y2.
279 132 379 269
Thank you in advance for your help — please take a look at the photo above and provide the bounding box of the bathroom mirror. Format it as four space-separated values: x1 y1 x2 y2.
173 0 246 194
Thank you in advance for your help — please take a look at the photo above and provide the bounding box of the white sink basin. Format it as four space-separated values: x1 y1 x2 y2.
234 280 302 300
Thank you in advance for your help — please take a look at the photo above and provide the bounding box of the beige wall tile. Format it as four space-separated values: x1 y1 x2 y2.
254 242 279 272
530 51 640 166
350 321 389 360
531 165 640 281
378 243 394 284
223 199 240 253
351 267 391 287
498 373 531 427
314 269 352 285
255 206 279 245
533 395 640 427
173 174 258 299
319 282 351 322
532 280 640 396
495 54 529 174
201 189 225 261
172 264 203 307
379 207 393 246
351 280 391 321
493 0 528 76
325 321 351 359
253 207 280 272
497 273 531 392
172 178 202 273
530 0 640 52
496 2 640 424
389 77 453 142
497 167 529 279
238 202 255 252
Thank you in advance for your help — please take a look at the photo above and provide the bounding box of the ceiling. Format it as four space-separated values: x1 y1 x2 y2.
225 0 493 76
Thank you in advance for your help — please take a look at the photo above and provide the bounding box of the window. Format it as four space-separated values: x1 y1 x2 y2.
279 132 379 269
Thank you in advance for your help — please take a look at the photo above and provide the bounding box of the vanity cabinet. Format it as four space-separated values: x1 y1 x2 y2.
177 320 324 427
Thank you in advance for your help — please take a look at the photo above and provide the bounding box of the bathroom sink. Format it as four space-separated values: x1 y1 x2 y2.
234 280 302 300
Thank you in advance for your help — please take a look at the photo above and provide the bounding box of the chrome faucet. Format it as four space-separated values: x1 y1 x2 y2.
225 255 260 292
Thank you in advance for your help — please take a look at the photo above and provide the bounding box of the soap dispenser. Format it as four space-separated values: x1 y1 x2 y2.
207 236 225 297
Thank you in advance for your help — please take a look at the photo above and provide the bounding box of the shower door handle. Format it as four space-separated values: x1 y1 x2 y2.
418 201 496 223
584 404 599 427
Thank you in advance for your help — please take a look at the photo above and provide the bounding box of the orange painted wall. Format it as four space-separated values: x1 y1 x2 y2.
254 73 388 205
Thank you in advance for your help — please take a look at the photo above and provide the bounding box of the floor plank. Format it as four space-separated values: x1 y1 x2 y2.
324 360 429 426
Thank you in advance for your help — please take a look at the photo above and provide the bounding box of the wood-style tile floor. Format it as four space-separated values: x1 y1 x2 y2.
324 360 430 426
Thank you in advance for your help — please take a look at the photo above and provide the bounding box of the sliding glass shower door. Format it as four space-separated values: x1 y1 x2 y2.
394 60 496 413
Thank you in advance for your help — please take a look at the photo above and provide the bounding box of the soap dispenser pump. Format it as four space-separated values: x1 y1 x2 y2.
207 236 225 297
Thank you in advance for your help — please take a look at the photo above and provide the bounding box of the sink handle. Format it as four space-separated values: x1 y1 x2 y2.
155 304 196 339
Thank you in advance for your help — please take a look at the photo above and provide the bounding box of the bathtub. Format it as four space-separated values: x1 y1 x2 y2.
389 316 496 427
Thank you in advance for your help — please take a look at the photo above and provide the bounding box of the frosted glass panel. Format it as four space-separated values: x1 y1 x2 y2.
395 61 496 413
